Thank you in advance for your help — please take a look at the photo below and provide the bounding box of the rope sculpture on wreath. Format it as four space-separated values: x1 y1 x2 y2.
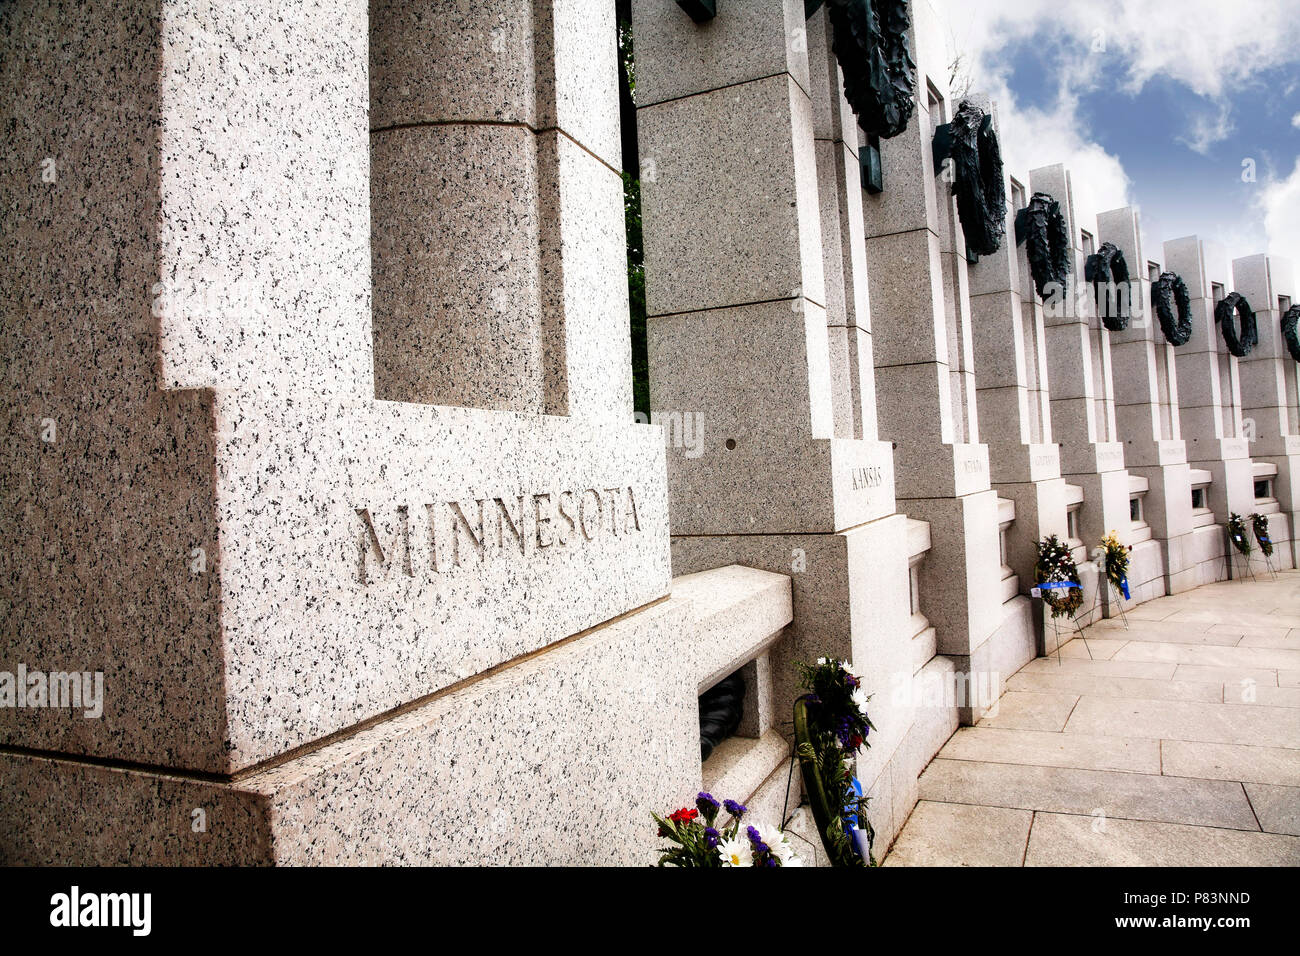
823 0 917 138
935 100 1006 256
1151 271 1193 346
1016 192 1072 301
1215 291 1258 358
1282 305 1300 363
1085 241 1131 331
697 671 745 761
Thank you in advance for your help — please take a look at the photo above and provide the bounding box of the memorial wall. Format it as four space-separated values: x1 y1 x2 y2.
2 0 1294 866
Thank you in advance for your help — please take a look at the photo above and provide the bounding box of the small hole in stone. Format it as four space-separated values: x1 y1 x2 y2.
725 438 737 450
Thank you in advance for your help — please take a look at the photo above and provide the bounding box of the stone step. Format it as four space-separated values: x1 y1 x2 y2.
672 565 794 693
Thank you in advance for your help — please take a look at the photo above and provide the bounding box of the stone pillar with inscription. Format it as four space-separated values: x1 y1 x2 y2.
1232 253 1299 569
1095 206 1194 599
1 0 724 865
634 0 954 851
963 102 1067 660
860 3 1012 718
1164 236 1255 581
1027 163 1130 620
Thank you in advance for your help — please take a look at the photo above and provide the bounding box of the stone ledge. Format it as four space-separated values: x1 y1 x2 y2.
672 565 793 692
5 391 672 775
2 597 701 866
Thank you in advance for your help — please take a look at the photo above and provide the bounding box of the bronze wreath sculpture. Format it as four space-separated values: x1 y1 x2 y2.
698 671 745 761
823 0 917 139
1215 291 1258 358
1151 271 1193 346
934 100 1006 256
1085 241 1131 331
1282 305 1300 363
1015 192 1072 301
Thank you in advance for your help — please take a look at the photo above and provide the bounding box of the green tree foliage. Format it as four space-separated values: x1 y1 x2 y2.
619 17 650 418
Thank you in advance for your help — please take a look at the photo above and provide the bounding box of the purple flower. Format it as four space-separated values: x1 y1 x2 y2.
695 792 720 816
747 826 778 866
724 799 747 818
703 826 720 848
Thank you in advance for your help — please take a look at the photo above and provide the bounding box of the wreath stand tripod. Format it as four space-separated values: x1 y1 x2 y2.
1087 549 1130 630
1093 576 1130 629
1032 582 1086 664
1252 536 1278 580
1229 545 1257 583
1261 549 1278 580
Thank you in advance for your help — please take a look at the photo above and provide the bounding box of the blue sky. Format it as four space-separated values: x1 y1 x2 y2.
934 0 1300 286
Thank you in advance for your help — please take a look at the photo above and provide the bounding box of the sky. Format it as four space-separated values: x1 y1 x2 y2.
931 0 1300 287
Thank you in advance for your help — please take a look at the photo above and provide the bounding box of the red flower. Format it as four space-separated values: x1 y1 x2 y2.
668 807 698 825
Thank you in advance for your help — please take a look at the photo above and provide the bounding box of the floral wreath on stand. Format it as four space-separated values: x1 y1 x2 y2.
1098 530 1133 600
1227 512 1252 557
793 658 875 868
1251 512 1273 557
651 793 800 868
1035 534 1083 618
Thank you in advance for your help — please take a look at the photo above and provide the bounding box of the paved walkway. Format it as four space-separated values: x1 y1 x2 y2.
884 572 1300 866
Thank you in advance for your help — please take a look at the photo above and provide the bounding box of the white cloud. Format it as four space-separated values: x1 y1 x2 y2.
931 0 1300 270
1177 102 1235 156
935 0 1300 99
1260 159 1300 285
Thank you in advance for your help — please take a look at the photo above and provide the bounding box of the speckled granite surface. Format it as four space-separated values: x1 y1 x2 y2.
2 565 797 866
4 389 671 773
2 0 668 778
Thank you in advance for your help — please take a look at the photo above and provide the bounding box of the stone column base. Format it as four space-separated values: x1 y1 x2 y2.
2 584 791 866
669 512 957 852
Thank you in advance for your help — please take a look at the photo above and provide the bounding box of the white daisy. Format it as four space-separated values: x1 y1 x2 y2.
718 836 752 867
756 823 797 864
851 685 868 715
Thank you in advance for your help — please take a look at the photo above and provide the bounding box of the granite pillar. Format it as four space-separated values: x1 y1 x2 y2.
1096 206 1194 598
1164 235 1255 580
1027 163 1131 618
0 0 711 865
1232 253 1299 569
861 3 1010 722
964 101 1066 668
635 0 950 852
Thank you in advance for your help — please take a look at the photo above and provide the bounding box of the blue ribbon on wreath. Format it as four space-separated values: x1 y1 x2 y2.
842 776 869 860
1032 581 1080 596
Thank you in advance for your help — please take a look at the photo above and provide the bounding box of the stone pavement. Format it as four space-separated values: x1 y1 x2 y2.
883 571 1300 866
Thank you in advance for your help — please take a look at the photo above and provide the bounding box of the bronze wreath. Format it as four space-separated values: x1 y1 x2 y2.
934 100 1006 256
1085 241 1131 331
698 671 745 761
824 0 917 139
1215 291 1258 358
1151 271 1193 346
1015 192 1072 301
1282 305 1300 363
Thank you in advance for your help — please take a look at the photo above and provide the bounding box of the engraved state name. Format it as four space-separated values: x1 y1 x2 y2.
849 465 885 491
355 486 642 585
